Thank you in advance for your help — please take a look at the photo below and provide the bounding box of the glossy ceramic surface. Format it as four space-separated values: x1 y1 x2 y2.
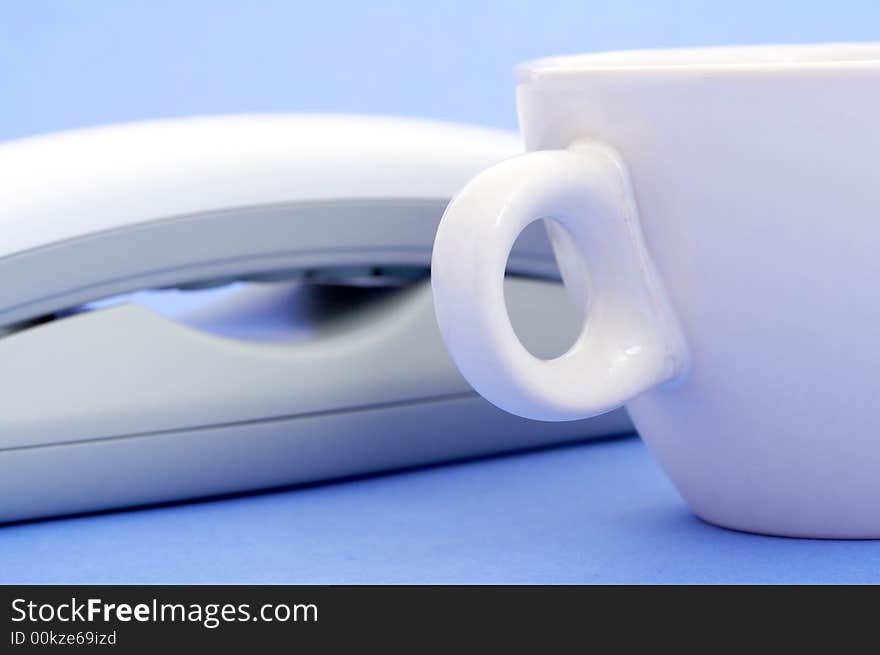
432 43 880 538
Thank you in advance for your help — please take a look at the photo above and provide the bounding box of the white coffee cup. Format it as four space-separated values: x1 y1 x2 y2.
431 44 880 538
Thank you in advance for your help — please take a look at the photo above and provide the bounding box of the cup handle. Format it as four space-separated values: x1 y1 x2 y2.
431 140 689 421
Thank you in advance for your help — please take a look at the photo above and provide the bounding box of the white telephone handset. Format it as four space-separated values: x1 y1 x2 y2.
0 114 632 522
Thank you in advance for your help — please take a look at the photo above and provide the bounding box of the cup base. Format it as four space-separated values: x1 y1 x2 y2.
692 509 880 540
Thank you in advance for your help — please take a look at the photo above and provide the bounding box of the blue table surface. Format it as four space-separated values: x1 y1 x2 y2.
4 435 880 584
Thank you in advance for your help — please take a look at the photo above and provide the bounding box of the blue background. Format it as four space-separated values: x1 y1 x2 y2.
3 0 880 140
3 1 880 583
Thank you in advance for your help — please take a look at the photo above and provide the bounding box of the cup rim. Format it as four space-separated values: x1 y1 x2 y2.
517 42 880 82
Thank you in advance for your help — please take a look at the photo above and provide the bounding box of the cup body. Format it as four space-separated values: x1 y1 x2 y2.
516 44 880 537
